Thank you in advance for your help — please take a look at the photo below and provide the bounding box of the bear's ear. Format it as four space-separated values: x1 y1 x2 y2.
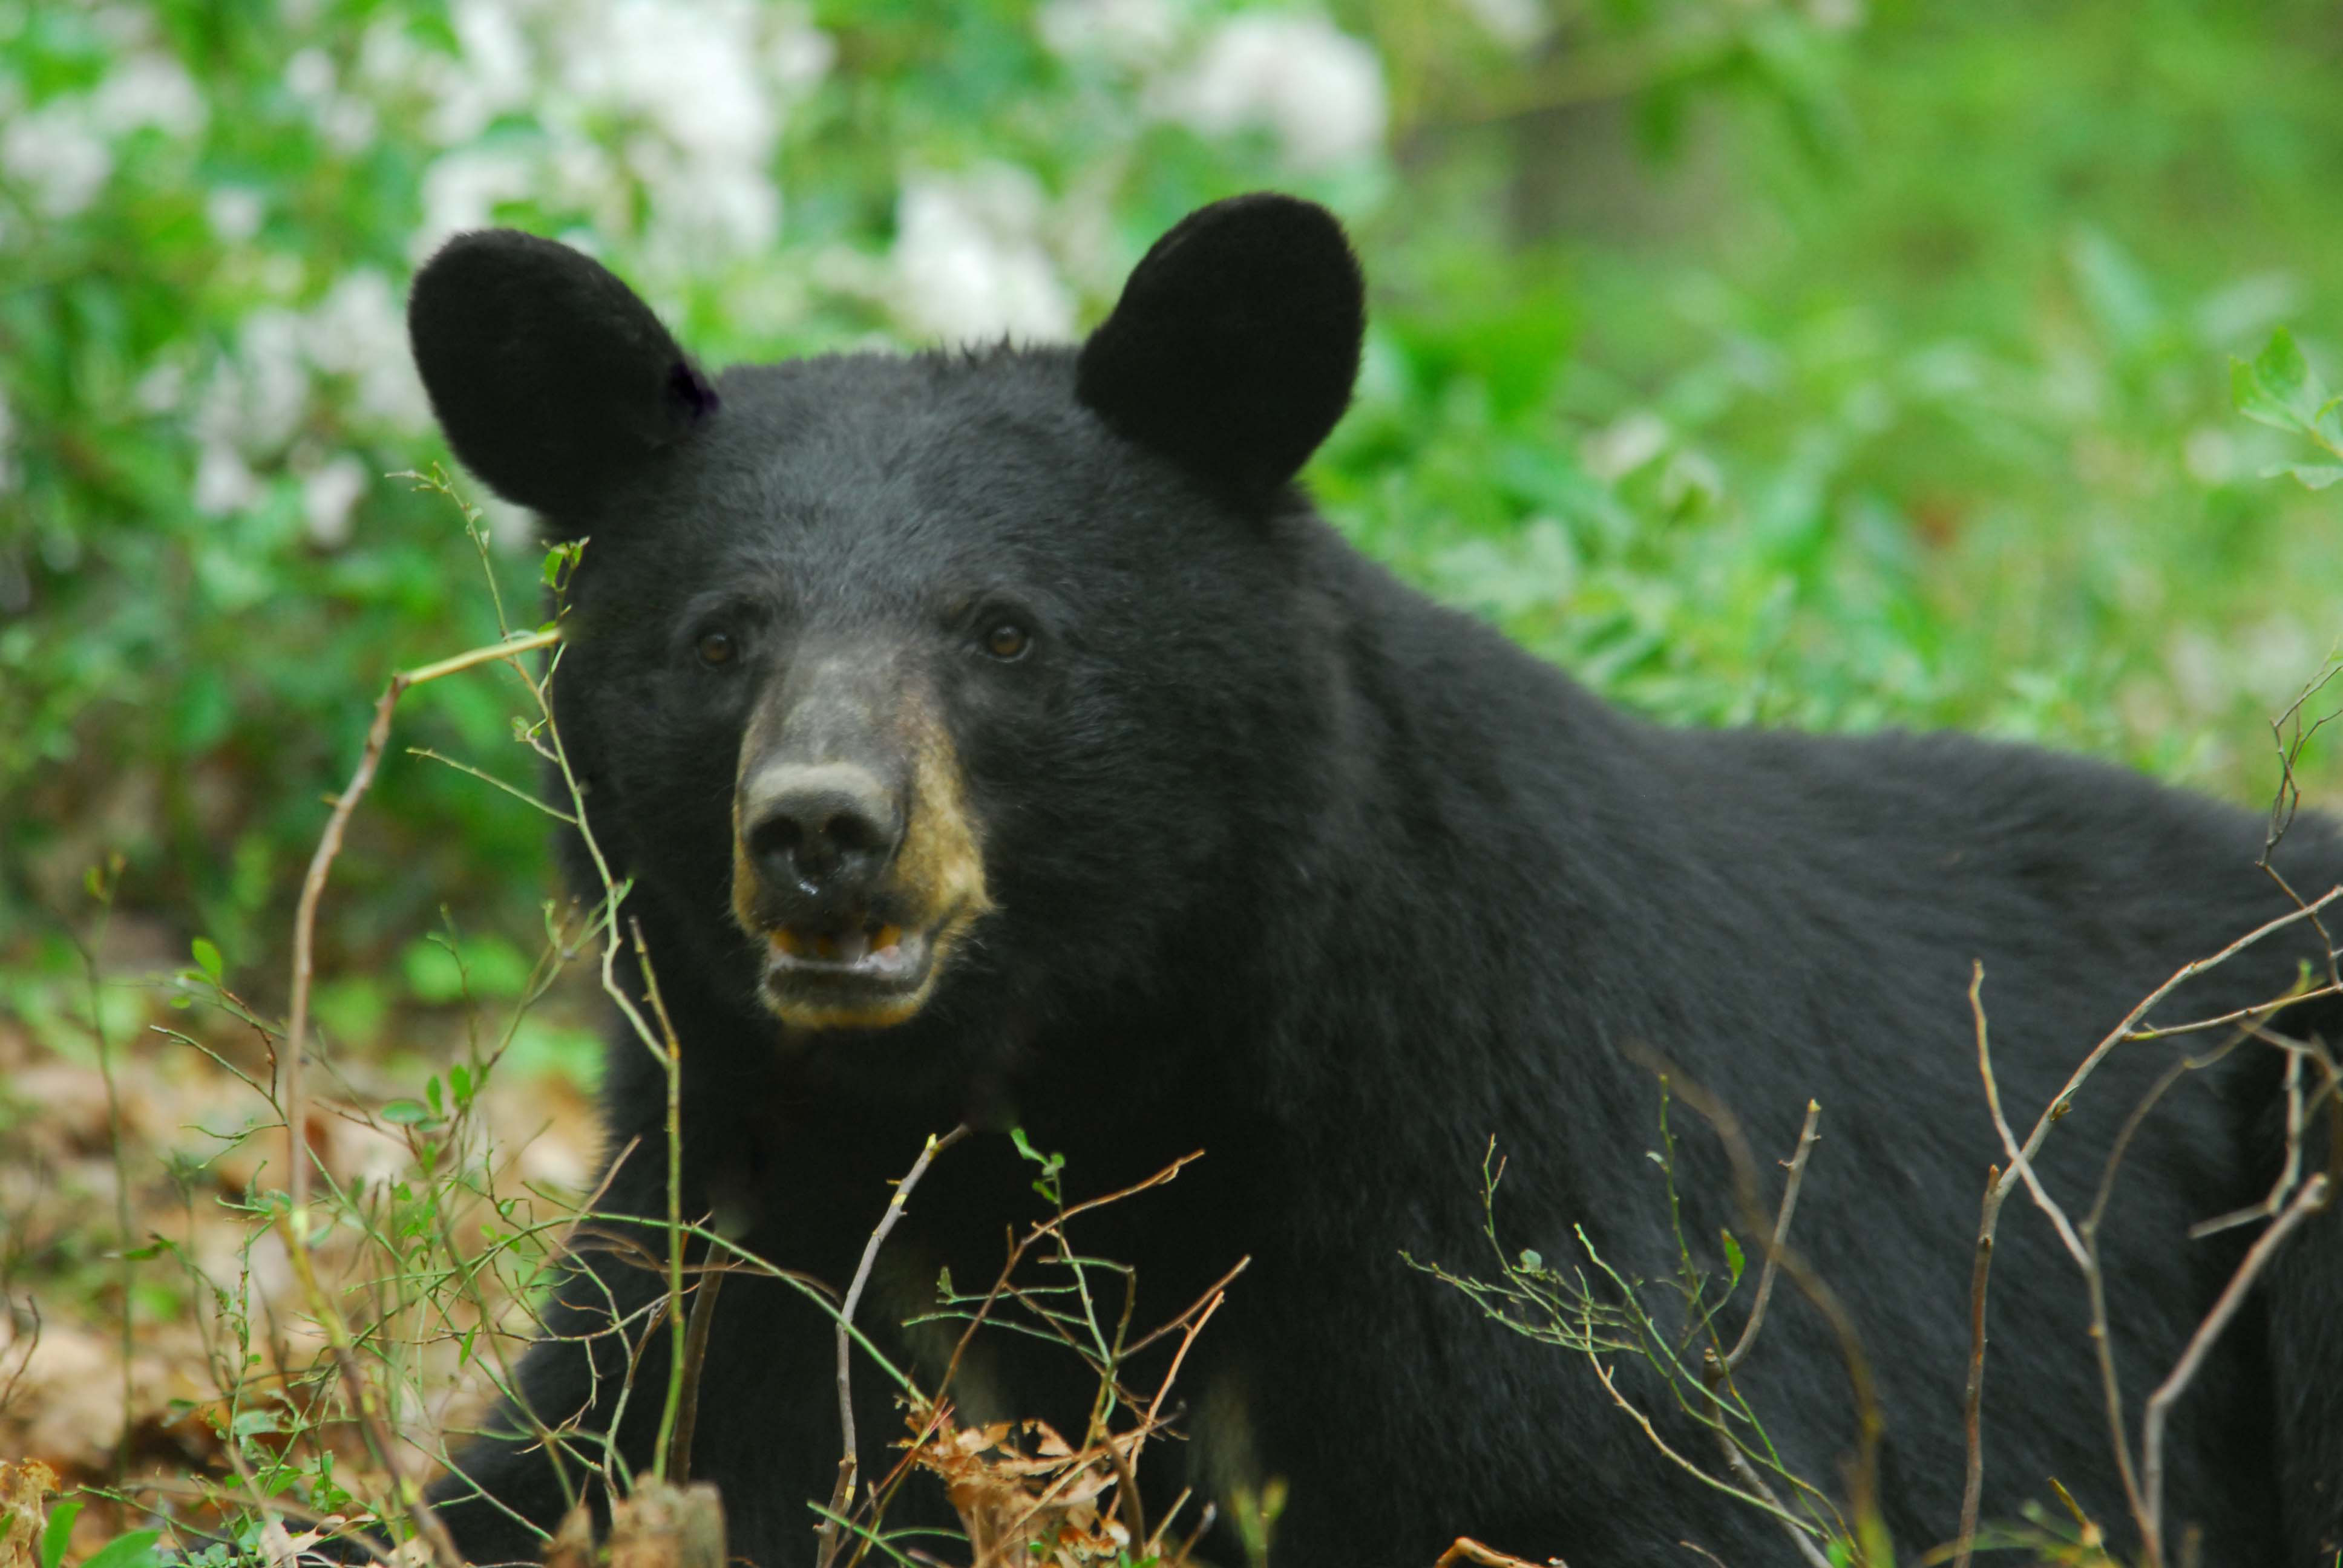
407 229 717 523
1076 193 1364 509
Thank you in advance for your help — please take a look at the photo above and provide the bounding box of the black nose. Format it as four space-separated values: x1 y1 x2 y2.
741 762 905 906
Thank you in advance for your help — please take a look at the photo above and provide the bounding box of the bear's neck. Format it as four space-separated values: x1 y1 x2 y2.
1242 534 1673 1141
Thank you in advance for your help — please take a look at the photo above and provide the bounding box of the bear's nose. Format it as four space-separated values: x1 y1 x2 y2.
739 762 905 906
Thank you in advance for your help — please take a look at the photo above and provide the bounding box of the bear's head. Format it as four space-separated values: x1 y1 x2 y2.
408 195 1364 1088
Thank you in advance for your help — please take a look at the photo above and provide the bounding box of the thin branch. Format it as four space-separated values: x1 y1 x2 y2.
2140 1171 2332 1552
1970 964 2087 1267
666 1269 726 1483
278 624 557 1568
1720 1100 1821 1373
1950 1155 2010 1568
814 1125 971 1568
1984 887 2343 1226
1638 1057 1883 1557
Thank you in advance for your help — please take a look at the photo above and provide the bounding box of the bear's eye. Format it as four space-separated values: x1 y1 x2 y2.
982 621 1031 662
696 630 736 667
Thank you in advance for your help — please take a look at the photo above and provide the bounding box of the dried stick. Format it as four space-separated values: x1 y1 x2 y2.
666 1269 726 1483
1433 1537 1561 1568
813 1125 971 1568
1971 963 2088 1266
1696 1100 1830 1568
2140 1171 2332 1552
1646 1061 1883 1557
280 626 557 1568
1985 888 2342 1231
630 916 694 1482
1951 1161 2000 1568
1720 1100 1821 1373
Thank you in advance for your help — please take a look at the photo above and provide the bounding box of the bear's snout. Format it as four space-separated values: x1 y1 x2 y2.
739 759 905 911
726 664 993 1033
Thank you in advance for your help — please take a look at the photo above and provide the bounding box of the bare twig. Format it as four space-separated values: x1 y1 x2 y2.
1720 1100 1821 1374
2141 1171 2332 1550
1636 1058 1883 1560
666 1269 726 1483
1686 1099 1831 1568
1970 964 2088 1267
1951 1161 2000 1568
2189 1040 2338 1237
1432 1537 1562 1568
279 624 557 1568
1714 1442 1835 1568
813 1125 970 1568
1984 887 2343 1236
630 916 693 1483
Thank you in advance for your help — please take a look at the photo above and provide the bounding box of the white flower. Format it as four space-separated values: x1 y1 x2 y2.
1457 0 1553 51
1165 13 1386 171
413 144 536 258
207 186 266 244
134 358 188 415
285 47 336 105
767 10 836 94
306 270 433 433
893 166 1075 347
89 52 208 138
396 0 827 264
629 132 781 263
300 454 369 548
1584 411 1670 482
235 308 312 452
2 99 114 218
565 0 786 255
194 441 261 516
430 0 534 143
1038 0 1182 68
566 0 773 165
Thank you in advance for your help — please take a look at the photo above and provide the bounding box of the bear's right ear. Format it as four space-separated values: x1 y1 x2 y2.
407 230 717 523
1076 193 1364 510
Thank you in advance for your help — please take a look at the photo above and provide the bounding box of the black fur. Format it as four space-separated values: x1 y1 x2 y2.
1076 193 1363 508
406 198 2343 1567
410 228 715 518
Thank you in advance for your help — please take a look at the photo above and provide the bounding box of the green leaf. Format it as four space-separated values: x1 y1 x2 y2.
379 1098 433 1126
40 1500 83 1568
191 937 223 983
2234 328 2328 433
80 1530 163 1568
1516 1248 1543 1272
1720 1227 1745 1285
2257 328 2316 400
2266 464 2343 491
2232 354 2296 432
2316 393 2343 456
231 1408 283 1438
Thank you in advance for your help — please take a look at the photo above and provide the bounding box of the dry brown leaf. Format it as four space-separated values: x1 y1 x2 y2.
0 1460 60 1568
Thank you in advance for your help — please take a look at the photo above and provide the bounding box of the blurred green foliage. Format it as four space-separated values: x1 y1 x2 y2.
2 0 2338 1034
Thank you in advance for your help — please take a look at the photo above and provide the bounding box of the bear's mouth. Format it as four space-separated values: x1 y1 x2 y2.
757 915 944 1029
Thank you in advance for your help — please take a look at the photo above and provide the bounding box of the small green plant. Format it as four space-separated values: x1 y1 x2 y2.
2233 328 2343 491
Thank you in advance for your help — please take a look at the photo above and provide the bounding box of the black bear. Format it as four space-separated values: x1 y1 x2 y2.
405 194 2342 1566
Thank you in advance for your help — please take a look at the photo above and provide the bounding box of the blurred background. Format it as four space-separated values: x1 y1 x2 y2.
2 0 2342 1522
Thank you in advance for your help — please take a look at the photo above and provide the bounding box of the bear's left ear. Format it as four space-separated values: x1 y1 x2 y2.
1076 193 1364 509
407 229 718 525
